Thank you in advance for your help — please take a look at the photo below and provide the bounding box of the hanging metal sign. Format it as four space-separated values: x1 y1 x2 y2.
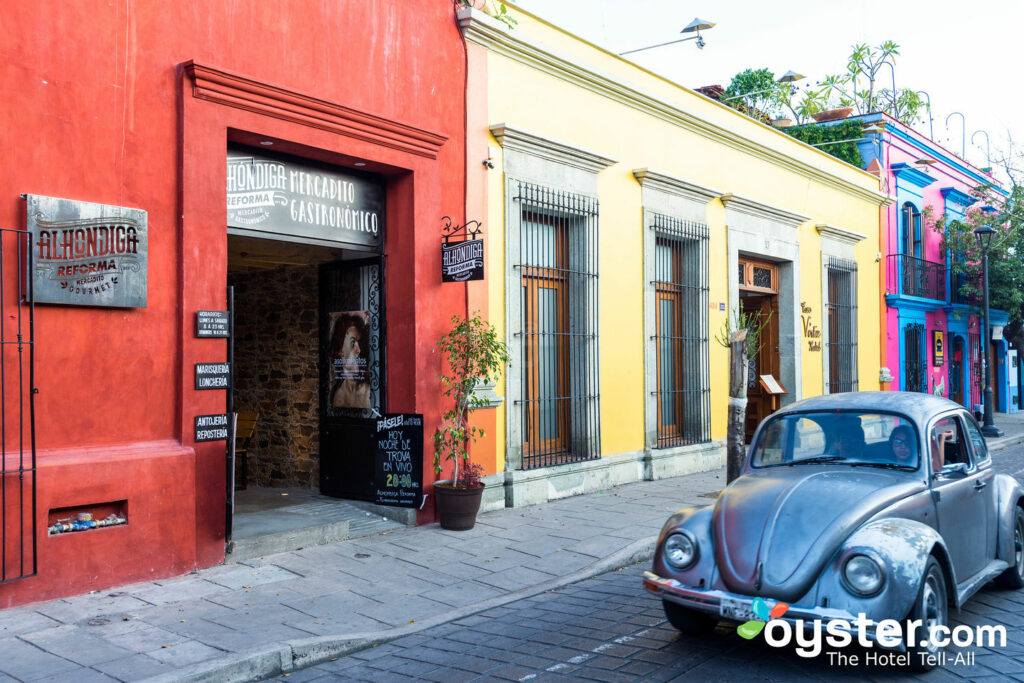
194 413 229 442
227 147 383 249
195 362 231 390
440 217 484 282
195 310 230 337
25 194 148 308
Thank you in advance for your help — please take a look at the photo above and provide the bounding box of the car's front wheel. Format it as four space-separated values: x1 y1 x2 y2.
905 556 947 671
662 599 717 635
995 507 1024 590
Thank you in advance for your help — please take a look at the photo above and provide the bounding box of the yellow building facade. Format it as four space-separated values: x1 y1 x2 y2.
459 5 889 509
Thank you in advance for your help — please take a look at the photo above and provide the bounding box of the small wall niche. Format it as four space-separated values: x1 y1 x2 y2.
48 500 127 536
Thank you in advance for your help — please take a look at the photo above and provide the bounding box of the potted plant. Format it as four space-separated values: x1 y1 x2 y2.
432 313 510 530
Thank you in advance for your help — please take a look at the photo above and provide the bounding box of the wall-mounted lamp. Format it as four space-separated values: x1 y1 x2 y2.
619 17 716 56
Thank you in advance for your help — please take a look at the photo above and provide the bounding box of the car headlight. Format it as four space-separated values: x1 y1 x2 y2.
843 554 885 596
663 532 698 570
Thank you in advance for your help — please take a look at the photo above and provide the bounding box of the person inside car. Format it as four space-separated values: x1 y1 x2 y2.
887 425 916 465
828 419 865 460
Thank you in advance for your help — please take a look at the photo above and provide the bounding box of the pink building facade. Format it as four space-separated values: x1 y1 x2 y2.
856 114 1011 413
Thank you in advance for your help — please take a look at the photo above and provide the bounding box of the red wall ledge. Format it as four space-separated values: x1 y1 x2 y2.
0 441 196 608
183 61 449 160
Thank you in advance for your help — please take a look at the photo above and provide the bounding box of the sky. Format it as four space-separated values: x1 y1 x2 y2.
513 0 1021 175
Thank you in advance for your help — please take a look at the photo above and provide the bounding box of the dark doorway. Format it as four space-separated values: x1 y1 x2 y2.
319 258 385 501
950 336 964 406
228 235 348 490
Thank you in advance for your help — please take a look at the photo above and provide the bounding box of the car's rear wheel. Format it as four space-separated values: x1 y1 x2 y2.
662 599 717 635
995 507 1024 590
906 556 947 671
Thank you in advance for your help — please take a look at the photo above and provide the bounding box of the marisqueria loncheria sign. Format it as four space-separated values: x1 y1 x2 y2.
227 147 383 250
25 194 148 308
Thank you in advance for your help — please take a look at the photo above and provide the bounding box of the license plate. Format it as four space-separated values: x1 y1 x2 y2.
719 597 756 622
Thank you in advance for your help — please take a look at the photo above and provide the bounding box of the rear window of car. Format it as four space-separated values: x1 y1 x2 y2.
752 411 920 469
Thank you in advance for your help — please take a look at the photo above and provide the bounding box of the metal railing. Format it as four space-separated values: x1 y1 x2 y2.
0 228 36 584
514 181 601 471
950 272 981 306
887 254 946 301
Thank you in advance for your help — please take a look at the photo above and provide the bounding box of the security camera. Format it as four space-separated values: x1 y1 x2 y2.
696 35 706 49
483 160 495 169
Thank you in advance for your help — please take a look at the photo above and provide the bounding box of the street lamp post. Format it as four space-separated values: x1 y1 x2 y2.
974 224 1003 437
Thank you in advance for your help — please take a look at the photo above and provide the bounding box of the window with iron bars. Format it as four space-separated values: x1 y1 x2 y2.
513 181 600 470
904 323 927 393
652 214 710 448
826 257 857 393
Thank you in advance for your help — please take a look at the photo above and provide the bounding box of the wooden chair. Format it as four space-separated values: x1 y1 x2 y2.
234 410 259 491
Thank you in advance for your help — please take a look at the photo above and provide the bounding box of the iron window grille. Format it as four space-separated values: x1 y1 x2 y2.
512 181 600 470
826 257 858 394
968 332 982 409
904 323 927 393
651 213 710 448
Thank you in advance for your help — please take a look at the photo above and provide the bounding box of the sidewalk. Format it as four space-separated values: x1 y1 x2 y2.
990 410 1024 453
0 469 727 683
3 412 1023 683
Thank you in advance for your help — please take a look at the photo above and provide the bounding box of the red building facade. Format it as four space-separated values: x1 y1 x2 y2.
0 0 467 606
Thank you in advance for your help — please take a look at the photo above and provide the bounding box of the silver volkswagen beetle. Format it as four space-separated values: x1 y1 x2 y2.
643 391 1024 668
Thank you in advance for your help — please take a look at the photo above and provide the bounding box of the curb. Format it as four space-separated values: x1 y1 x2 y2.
141 536 658 683
990 432 1024 454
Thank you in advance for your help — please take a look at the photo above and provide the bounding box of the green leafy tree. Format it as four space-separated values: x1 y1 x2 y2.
723 43 923 127
846 41 900 114
432 314 510 486
929 168 1024 347
723 68 786 121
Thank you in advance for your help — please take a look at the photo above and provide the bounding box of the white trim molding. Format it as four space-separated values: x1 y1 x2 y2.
815 223 869 246
720 193 809 229
632 168 722 204
460 7 889 207
490 124 617 174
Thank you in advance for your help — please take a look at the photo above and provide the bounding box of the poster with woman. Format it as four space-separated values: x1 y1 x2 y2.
328 310 371 410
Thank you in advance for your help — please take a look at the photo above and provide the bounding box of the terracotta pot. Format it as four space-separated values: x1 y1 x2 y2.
811 107 853 123
771 117 793 129
434 480 484 530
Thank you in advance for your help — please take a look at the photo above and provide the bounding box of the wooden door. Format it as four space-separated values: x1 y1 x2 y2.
741 294 779 442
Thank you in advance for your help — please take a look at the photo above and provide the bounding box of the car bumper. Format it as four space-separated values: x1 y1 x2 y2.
643 571 886 643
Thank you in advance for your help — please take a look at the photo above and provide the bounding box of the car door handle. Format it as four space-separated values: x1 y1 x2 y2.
974 480 987 491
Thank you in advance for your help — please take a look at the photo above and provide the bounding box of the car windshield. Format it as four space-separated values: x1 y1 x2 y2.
751 411 919 469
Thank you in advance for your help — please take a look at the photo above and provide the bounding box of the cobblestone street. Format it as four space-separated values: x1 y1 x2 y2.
281 560 1024 683
273 444 1024 682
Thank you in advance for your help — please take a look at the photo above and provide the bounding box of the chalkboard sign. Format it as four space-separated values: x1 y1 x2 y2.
196 310 230 337
374 413 423 508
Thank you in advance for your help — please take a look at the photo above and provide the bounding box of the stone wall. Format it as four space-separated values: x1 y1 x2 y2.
229 265 320 488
